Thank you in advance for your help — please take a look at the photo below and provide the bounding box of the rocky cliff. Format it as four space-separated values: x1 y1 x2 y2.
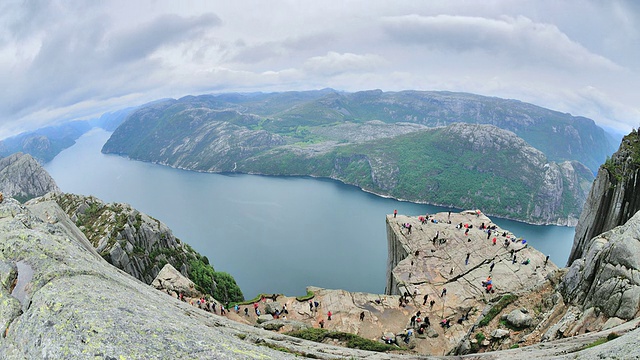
568 129 640 265
0 152 60 202
3 197 640 359
0 198 375 359
30 192 243 303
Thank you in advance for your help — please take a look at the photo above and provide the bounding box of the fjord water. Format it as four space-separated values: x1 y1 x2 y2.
45 128 576 298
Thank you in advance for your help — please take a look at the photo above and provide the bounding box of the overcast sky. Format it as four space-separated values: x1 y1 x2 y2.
1 0 638 139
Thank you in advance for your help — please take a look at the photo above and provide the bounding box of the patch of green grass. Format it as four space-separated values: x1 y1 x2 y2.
475 332 486 342
580 332 620 351
285 328 401 352
478 294 518 327
296 290 315 302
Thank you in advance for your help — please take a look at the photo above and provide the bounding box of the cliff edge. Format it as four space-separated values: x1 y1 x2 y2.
569 129 640 265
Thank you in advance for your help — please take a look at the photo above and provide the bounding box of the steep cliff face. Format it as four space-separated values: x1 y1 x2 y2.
28 193 246 302
568 130 640 265
561 211 640 320
384 216 411 294
0 152 60 202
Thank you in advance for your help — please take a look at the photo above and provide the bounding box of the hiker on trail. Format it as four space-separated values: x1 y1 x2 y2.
465 228 469 235
283 304 288 314
394 209 397 218
423 294 429 305
410 315 416 327
235 304 240 313
309 300 313 312
465 253 470 265
327 311 332 320
545 255 550 265
430 300 435 309
441 288 447 297
512 255 517 264
360 311 365 321
319 319 325 328
416 310 421 318
487 230 491 239
490 262 495 272
408 224 412 234
244 308 249 316
448 211 451 220
314 301 319 310
492 237 497 246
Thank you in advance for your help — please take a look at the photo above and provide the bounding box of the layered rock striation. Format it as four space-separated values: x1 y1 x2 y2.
0 153 60 202
569 129 640 265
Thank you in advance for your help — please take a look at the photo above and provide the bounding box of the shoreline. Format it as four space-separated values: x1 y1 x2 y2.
105 150 577 227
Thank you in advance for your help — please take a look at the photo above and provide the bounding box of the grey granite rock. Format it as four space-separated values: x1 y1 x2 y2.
505 309 533 328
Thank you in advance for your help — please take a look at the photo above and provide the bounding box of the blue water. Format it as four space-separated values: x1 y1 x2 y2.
44 128 575 298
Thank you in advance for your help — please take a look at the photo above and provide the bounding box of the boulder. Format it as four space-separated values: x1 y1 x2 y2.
426 327 439 338
491 329 510 339
264 301 282 315
257 314 274 324
603 317 626 330
505 309 534 328
151 263 200 298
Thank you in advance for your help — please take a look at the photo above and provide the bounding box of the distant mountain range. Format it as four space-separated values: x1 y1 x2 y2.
101 89 607 224
0 107 135 163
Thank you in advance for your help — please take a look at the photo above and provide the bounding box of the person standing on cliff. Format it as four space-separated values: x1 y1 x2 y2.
545 255 550 266
360 311 365 321
394 209 397 218
441 288 447 297
490 262 495 272
465 253 470 265
430 299 435 309
423 294 429 305
327 311 332 320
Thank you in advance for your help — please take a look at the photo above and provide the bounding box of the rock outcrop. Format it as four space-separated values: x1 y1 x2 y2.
28 192 244 304
30 193 200 285
152 263 200 297
2 192 640 358
0 198 416 359
569 129 640 265
0 153 60 202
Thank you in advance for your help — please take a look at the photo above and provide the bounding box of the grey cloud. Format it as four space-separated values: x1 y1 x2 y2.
381 14 622 71
303 52 387 76
107 13 221 63
228 32 336 65
0 12 221 123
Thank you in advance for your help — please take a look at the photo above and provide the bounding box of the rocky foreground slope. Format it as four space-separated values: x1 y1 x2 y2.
2 197 640 359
